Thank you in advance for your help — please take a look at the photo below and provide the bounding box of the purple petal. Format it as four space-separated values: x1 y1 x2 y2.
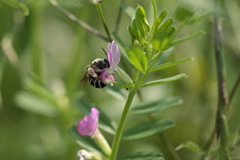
100 70 108 84
108 50 113 66
108 41 121 68
77 108 100 138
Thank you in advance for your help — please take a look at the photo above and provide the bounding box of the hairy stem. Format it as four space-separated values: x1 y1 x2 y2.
214 0 229 159
96 3 112 42
47 0 109 42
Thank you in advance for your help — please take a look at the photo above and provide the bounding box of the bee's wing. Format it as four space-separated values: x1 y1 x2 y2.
80 72 88 86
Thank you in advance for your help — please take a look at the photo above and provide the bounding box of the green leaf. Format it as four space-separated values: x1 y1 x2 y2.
128 26 137 44
150 18 174 51
150 0 157 20
151 10 168 34
159 18 174 33
132 20 142 42
175 4 194 22
68 126 103 153
15 91 58 117
188 11 211 24
175 141 201 152
169 31 205 46
118 151 163 160
122 120 174 140
76 99 117 134
103 85 127 100
3 0 29 16
133 18 146 40
119 1 135 18
126 46 148 72
136 6 150 32
130 97 183 115
141 73 186 87
151 57 193 72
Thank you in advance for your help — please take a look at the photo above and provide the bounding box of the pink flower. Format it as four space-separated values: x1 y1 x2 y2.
101 41 121 85
77 108 100 138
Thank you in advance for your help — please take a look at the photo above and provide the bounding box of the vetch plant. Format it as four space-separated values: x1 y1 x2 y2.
68 1 204 159
2 0 240 159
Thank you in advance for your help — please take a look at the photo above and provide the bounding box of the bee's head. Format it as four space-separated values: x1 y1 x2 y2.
103 58 110 67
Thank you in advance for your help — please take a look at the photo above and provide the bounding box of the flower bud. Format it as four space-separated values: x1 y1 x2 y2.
77 150 100 160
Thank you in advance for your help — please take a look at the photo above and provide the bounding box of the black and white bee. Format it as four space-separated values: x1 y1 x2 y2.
81 57 110 89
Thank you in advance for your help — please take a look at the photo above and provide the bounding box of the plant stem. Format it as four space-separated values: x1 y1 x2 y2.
110 51 163 160
30 3 44 81
110 88 137 160
47 0 109 42
214 0 229 159
96 3 112 42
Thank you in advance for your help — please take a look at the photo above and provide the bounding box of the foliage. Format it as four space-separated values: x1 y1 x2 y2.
1 0 240 160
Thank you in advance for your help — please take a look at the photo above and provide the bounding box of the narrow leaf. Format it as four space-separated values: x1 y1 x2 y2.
159 18 173 33
169 31 205 46
119 1 135 18
76 99 117 134
122 120 174 140
3 0 29 16
175 141 201 152
151 10 168 34
151 57 193 72
132 18 143 42
150 18 174 51
15 91 58 117
128 26 137 44
175 4 194 22
130 97 183 115
151 0 157 20
188 11 211 24
126 46 148 72
136 6 150 31
103 85 127 100
118 151 163 160
133 18 146 40
141 73 186 87
68 126 102 153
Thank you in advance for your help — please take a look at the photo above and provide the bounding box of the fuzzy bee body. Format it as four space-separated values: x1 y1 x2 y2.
87 74 106 88
81 58 110 88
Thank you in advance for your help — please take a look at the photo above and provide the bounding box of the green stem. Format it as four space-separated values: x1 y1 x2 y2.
110 89 137 160
110 52 162 160
30 3 44 81
214 0 229 159
96 3 112 42
47 0 109 42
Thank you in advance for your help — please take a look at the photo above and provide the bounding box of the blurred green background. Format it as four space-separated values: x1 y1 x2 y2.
0 0 240 160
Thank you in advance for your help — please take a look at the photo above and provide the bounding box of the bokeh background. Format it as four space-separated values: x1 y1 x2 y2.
0 0 240 160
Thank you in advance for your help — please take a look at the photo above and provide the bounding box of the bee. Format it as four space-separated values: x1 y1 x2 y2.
81 54 110 88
